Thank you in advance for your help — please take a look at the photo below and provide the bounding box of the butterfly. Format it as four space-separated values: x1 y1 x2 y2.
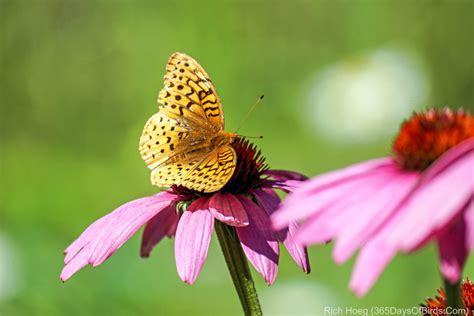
139 52 238 193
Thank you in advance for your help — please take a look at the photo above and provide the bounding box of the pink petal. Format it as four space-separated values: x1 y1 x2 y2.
349 240 396 297
384 151 473 251
60 191 175 281
208 192 249 227
466 199 474 251
61 252 90 282
272 158 395 229
269 179 306 193
422 138 474 181
140 205 179 258
347 145 473 295
437 205 469 284
236 195 279 285
294 174 390 245
265 170 308 193
290 165 406 245
332 172 418 264
252 189 310 273
285 157 393 199
174 197 214 285
265 170 309 181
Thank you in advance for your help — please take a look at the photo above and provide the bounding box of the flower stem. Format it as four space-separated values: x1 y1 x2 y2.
215 221 263 316
443 278 462 315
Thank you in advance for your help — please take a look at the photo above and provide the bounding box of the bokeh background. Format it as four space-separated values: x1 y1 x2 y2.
1 1 473 315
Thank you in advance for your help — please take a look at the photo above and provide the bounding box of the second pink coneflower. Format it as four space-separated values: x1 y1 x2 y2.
273 108 473 297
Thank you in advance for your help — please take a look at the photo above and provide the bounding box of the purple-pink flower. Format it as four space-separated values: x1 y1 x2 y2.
272 108 474 296
61 139 310 285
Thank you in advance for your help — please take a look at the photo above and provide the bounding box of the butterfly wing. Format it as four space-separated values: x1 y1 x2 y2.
150 145 237 193
140 52 235 193
139 112 191 170
158 52 225 130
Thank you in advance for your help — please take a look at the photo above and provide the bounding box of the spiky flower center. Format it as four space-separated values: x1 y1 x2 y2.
463 278 474 314
421 278 473 316
393 108 473 171
222 137 268 193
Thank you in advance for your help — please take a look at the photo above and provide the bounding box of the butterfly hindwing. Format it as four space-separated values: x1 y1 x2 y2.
148 145 236 193
183 145 237 192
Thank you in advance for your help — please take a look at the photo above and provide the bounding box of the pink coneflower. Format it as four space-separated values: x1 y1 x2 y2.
61 138 310 286
272 108 473 297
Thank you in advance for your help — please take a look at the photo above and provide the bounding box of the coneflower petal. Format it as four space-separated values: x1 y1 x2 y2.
175 197 214 285
437 208 469 284
265 170 309 181
140 205 179 258
332 172 418 264
252 189 310 274
208 192 249 227
385 150 473 251
61 191 175 281
236 196 279 285
272 158 395 229
349 240 396 297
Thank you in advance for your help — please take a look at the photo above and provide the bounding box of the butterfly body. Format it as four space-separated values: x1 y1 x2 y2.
139 53 238 193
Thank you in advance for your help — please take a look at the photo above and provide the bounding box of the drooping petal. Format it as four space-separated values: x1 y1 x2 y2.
252 189 310 273
208 192 249 227
349 240 396 297
174 197 214 285
265 170 309 181
140 205 179 258
272 158 395 229
348 145 473 295
236 195 279 285
61 191 176 281
282 164 404 246
61 251 90 283
384 150 473 251
466 200 474 251
422 138 474 181
265 170 308 193
284 157 393 200
332 172 419 264
437 207 469 284
268 179 306 193
293 170 398 246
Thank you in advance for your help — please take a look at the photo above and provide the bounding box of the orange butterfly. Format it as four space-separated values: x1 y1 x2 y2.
139 53 238 193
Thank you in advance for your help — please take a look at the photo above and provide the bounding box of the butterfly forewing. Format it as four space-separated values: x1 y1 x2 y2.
160 52 224 129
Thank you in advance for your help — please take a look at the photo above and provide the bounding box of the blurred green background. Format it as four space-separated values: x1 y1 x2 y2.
1 1 473 315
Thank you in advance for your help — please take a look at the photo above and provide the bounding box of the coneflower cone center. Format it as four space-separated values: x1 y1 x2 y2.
393 108 473 171
421 278 473 315
463 278 474 312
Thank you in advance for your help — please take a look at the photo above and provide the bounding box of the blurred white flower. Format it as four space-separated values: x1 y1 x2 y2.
0 232 20 301
260 280 340 315
304 48 429 143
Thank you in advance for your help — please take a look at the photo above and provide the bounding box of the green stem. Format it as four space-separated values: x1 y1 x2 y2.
215 221 262 316
443 278 462 315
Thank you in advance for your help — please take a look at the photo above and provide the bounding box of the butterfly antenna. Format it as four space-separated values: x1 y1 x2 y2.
239 135 264 139
235 95 264 133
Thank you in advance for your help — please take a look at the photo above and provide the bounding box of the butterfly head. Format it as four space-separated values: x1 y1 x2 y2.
211 132 239 147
